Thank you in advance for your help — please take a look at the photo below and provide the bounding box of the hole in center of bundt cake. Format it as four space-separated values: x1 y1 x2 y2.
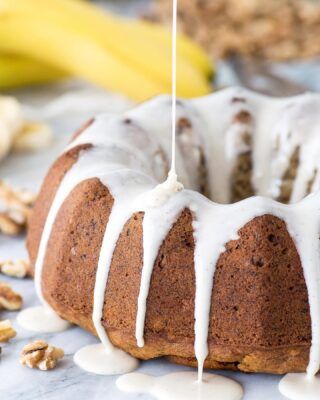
187 137 311 205
174 95 320 206
177 108 317 204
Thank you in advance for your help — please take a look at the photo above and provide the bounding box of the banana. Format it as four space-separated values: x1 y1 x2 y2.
13 122 53 152
129 20 213 78
0 96 23 160
0 94 52 159
0 0 212 95
0 54 67 89
0 96 23 136
68 0 213 77
70 0 212 75
0 121 11 160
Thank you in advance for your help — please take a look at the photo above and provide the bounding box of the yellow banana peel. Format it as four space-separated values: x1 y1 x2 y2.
0 54 67 89
130 19 213 78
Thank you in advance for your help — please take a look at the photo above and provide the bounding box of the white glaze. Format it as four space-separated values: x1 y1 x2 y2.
92 168 154 351
73 343 138 376
171 0 177 174
141 170 184 208
279 373 320 400
116 371 243 400
17 305 70 333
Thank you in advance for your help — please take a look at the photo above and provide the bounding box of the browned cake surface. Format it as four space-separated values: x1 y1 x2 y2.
27 144 91 270
27 143 312 374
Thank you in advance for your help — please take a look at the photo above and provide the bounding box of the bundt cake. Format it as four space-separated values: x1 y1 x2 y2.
26 87 320 376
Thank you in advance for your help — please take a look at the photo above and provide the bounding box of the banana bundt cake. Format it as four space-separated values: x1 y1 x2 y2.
26 87 320 375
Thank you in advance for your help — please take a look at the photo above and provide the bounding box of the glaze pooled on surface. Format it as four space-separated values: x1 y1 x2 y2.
117 371 243 400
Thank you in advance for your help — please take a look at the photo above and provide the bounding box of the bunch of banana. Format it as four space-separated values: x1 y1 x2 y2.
0 0 213 100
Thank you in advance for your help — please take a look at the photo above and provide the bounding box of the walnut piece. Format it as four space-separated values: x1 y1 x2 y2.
0 282 23 310
0 213 23 235
0 259 30 279
20 340 64 371
152 0 320 61
0 181 36 236
0 319 16 342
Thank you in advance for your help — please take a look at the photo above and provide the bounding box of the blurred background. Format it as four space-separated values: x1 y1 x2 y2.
1 0 320 228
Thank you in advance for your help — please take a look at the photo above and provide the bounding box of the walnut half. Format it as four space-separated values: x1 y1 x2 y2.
0 282 23 310
0 319 16 342
0 181 36 236
0 259 30 279
20 340 64 371
0 213 23 236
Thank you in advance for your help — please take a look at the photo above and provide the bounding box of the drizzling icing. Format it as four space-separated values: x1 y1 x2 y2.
116 371 243 400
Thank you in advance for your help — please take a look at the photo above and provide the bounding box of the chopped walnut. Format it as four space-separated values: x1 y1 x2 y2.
0 319 16 342
0 213 23 235
0 282 23 310
0 259 30 279
13 187 37 206
152 0 320 61
20 340 64 371
0 181 36 236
